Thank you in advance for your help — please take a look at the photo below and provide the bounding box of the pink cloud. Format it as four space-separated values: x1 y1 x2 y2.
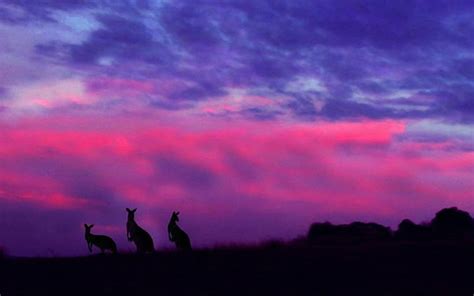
0 114 472 255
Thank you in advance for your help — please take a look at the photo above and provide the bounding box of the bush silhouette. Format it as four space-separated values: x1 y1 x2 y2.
307 207 474 245
431 207 474 239
395 219 432 241
307 221 392 245
307 222 336 240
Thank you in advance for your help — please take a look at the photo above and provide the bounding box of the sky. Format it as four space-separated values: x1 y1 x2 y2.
0 0 473 256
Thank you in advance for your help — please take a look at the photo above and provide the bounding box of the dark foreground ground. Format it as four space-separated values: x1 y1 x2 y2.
1 241 473 296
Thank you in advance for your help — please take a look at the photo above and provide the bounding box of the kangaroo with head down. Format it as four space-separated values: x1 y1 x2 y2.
126 208 154 253
168 211 192 251
84 224 117 254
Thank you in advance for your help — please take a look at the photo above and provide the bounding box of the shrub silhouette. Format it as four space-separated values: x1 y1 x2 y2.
431 207 474 239
126 208 155 253
168 211 192 251
84 224 117 254
307 221 392 245
395 219 432 241
307 222 337 244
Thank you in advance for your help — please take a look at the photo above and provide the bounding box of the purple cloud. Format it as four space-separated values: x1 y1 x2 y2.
36 0 471 122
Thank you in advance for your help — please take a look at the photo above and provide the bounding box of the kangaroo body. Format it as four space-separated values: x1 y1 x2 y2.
168 211 192 251
84 224 117 254
126 208 154 253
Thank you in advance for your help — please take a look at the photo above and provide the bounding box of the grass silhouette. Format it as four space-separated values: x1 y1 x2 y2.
1 241 473 296
1 206 473 295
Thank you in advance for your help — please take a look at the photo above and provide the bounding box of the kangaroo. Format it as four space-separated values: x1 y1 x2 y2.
168 211 192 251
84 224 117 254
126 208 154 253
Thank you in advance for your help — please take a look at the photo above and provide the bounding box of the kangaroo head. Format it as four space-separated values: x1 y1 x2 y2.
171 211 180 223
84 224 94 234
126 208 137 220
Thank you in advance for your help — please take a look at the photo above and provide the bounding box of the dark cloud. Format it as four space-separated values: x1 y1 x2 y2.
148 99 193 110
69 14 167 65
168 82 227 102
5 0 92 11
240 107 283 121
285 95 318 120
25 0 474 122
0 0 94 23
429 85 474 123
160 3 225 50
356 81 390 95
452 58 474 80
321 99 397 120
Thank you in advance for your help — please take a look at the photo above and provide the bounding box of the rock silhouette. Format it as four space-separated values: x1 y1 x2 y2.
168 211 192 251
84 224 117 254
126 208 155 253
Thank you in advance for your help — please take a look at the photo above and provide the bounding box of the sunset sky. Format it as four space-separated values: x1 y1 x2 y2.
0 0 473 256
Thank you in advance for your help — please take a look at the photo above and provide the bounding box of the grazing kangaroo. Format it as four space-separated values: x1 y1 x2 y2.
126 208 154 253
84 224 117 254
168 211 192 251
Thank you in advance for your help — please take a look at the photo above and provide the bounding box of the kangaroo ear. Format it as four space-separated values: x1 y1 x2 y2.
176 211 180 215
132 208 137 212
90 224 94 228
126 208 130 212
84 224 88 228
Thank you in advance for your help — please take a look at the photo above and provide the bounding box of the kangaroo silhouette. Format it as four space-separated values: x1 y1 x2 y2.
126 208 154 253
168 211 192 251
84 224 117 254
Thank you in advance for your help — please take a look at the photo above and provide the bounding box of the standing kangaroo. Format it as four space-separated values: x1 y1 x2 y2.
168 211 192 251
126 208 154 253
84 224 117 254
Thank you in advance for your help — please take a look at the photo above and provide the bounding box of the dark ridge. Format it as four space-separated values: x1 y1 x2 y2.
1 243 473 296
305 207 474 246
0 206 473 296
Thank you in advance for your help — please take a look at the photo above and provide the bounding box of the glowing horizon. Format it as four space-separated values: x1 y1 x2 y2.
0 0 473 256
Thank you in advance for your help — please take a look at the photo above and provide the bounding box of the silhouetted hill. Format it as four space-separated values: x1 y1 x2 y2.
1 242 473 296
1 206 473 295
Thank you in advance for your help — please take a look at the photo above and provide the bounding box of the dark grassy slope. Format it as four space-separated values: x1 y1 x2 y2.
1 242 473 296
